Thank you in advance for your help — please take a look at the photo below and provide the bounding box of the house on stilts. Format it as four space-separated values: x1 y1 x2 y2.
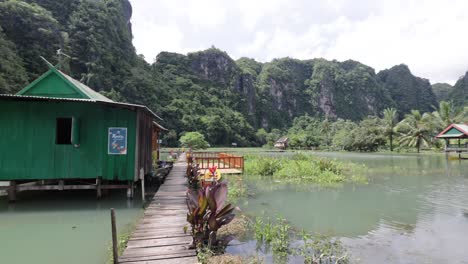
0 60 166 201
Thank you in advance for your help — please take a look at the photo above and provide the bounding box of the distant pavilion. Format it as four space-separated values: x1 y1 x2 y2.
435 124 468 156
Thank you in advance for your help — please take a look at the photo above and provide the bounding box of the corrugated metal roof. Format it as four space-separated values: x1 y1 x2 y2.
456 124 468 133
276 136 289 143
436 123 468 138
0 94 163 121
58 70 114 102
437 133 464 138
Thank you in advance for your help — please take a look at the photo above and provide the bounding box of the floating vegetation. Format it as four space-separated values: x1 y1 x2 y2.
244 153 368 185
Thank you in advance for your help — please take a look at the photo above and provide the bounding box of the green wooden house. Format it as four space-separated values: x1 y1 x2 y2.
0 63 165 200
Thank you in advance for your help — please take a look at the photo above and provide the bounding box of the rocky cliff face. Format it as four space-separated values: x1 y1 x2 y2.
188 48 238 86
432 83 453 102
377 64 437 117
163 49 442 129
449 72 468 107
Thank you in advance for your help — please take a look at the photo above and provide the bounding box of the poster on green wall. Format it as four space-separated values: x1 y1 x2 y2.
108 127 127 155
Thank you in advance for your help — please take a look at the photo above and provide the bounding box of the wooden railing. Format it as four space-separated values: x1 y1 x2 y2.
445 143 468 152
188 152 244 173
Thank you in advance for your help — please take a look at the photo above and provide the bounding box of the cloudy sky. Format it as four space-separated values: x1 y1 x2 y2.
130 0 468 84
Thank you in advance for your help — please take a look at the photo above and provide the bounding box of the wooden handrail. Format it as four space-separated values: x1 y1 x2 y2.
190 152 244 172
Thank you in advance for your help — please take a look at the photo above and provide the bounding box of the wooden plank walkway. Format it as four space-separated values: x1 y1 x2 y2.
119 153 197 264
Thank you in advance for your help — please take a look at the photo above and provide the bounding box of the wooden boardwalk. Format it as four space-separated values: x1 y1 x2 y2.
119 153 197 264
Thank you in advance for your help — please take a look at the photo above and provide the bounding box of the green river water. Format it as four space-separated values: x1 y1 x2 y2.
228 152 468 263
1 152 467 263
0 190 143 264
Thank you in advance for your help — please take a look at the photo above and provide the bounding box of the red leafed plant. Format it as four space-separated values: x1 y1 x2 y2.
186 181 235 248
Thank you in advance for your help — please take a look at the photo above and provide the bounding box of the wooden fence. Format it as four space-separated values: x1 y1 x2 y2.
188 152 244 173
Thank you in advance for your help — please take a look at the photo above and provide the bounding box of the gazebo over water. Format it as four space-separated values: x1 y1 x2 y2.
436 124 468 155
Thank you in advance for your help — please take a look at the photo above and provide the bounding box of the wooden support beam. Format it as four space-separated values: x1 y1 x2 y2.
8 181 16 202
58 180 64 191
127 181 134 199
96 178 102 199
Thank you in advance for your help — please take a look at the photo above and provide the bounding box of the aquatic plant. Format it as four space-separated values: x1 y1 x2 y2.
186 181 236 249
245 154 367 185
227 175 248 202
245 156 283 176
253 217 291 260
297 230 349 264
252 216 349 264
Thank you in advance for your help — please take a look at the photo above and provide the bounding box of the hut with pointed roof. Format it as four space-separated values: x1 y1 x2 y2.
0 62 165 200
435 124 468 154
274 136 289 150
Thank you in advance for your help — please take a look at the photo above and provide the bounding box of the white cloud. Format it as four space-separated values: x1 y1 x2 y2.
130 0 468 84
132 23 184 62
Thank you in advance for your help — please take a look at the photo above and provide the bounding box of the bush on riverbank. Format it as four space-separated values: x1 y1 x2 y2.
244 153 367 185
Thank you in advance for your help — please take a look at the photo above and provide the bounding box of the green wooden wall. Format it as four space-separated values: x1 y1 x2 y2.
0 101 137 181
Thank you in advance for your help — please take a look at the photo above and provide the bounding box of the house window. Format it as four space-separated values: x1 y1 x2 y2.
56 118 72 145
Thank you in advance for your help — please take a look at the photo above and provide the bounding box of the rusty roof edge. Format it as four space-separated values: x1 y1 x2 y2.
153 121 168 131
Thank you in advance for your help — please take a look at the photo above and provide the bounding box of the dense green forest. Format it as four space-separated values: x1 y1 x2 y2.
0 0 467 148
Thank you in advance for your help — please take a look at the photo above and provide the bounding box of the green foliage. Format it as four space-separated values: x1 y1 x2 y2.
377 64 437 117
253 216 348 263
186 182 236 249
430 101 467 130
245 156 283 176
67 0 135 90
0 0 465 150
245 154 367 185
227 175 247 202
396 110 433 153
180 132 209 150
448 73 468 107
383 108 398 151
0 0 61 80
0 26 28 94
432 83 453 102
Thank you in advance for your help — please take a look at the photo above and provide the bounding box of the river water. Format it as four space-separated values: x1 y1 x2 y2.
0 190 143 264
228 152 468 263
1 152 467 263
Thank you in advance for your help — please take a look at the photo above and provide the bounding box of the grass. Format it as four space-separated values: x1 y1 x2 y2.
244 152 368 185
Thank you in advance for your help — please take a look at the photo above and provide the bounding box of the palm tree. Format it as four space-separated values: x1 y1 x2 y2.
382 108 398 151
396 110 432 153
431 101 467 130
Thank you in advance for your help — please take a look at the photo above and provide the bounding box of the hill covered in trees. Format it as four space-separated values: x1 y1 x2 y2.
0 0 466 147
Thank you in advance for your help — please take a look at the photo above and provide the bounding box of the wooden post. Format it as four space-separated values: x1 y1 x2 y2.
110 208 118 264
96 178 102 199
127 181 134 199
8 180 16 202
140 169 145 202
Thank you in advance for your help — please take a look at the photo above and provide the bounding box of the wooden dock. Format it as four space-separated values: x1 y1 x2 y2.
119 153 197 264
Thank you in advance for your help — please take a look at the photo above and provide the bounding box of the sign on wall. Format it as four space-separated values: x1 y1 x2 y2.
108 127 127 155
